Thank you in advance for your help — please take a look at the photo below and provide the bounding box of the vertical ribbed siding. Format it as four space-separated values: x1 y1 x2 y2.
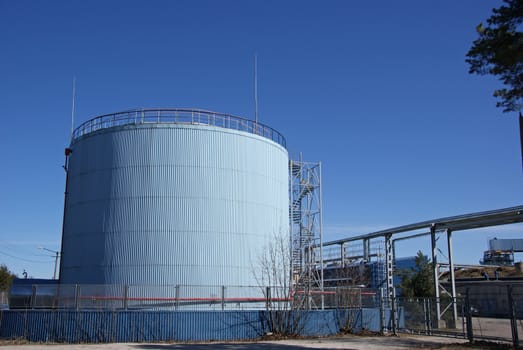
0 309 389 342
0 310 264 342
61 124 289 286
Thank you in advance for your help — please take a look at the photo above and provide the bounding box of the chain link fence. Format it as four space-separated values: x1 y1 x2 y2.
9 284 271 310
3 285 393 342
394 284 523 347
8 284 382 311
8 282 523 346
395 297 467 336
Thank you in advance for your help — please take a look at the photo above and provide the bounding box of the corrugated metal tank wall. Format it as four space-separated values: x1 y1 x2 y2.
60 119 289 286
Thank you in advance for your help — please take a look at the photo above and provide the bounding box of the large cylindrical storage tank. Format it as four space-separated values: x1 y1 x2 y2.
60 109 288 288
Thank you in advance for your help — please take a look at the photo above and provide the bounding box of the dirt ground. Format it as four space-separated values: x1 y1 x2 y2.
0 334 514 350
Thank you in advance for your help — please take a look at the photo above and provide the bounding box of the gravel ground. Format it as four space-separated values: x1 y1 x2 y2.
0 334 512 350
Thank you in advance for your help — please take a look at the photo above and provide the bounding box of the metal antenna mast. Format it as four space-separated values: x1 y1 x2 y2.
254 54 259 126
71 77 76 140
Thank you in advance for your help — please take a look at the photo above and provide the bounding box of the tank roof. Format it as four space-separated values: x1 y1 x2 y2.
72 108 286 148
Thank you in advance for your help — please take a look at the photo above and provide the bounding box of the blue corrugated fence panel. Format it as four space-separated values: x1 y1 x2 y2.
361 308 381 331
0 309 390 342
301 310 339 336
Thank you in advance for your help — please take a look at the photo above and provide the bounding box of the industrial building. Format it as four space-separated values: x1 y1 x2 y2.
480 238 523 266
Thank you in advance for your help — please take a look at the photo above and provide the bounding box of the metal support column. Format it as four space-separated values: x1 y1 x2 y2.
340 242 346 268
221 285 226 311
465 288 473 342
318 162 324 310
508 285 519 348
123 285 129 310
175 285 180 310
385 234 394 300
430 224 441 322
385 233 396 333
446 229 458 326
363 238 370 262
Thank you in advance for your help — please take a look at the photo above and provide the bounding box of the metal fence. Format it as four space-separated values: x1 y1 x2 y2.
395 297 467 336
466 284 523 347
394 284 523 348
6 282 523 345
8 284 380 311
2 284 398 342
307 286 380 309
0 308 395 343
0 291 7 309
71 108 287 148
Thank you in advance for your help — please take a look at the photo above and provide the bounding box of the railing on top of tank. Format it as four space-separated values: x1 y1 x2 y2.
71 108 286 148
8 284 379 311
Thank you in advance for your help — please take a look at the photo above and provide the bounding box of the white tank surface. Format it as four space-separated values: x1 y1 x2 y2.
60 109 289 287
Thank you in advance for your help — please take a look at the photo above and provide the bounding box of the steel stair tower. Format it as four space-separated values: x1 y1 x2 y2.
289 158 324 309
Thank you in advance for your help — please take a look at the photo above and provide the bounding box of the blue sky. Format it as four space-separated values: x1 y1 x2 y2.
0 0 521 278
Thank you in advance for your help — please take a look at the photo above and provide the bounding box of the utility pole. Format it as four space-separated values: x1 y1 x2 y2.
39 247 60 280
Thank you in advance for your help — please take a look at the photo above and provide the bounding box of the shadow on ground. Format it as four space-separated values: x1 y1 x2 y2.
131 343 348 350
129 335 472 350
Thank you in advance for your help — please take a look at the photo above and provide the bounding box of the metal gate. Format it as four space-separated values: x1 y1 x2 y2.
395 285 522 347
